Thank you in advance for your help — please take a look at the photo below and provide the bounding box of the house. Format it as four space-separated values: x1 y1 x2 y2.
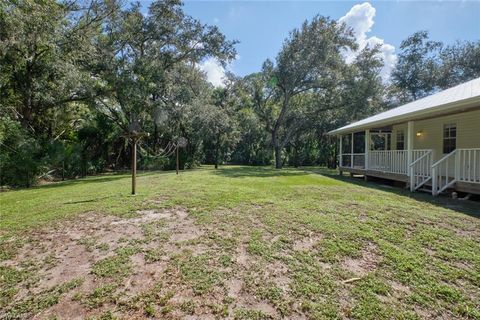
329 77 480 196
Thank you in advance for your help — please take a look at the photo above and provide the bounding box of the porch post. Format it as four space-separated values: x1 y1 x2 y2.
364 129 370 170
407 121 414 191
351 132 354 168
339 135 343 168
407 121 414 171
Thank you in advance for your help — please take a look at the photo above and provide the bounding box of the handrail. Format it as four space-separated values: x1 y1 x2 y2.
409 150 433 192
409 151 432 167
431 150 457 196
432 150 457 168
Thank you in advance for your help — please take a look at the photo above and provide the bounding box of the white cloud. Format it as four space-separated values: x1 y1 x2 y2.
339 2 397 81
199 58 227 87
199 55 240 88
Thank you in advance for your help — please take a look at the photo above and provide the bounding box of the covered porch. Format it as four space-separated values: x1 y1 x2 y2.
337 121 480 196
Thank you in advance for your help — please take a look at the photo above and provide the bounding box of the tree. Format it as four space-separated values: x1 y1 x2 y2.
0 0 110 137
91 0 236 135
390 31 442 103
437 41 480 89
195 85 239 169
87 0 236 192
343 46 385 118
0 0 114 186
258 16 356 168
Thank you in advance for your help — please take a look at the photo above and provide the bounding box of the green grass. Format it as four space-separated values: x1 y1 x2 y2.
91 245 140 279
4 278 83 319
1 165 479 319
0 167 344 233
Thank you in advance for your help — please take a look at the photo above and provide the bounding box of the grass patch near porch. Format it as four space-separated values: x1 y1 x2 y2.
1 166 479 319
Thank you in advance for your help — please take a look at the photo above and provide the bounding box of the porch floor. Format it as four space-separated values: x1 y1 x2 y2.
339 166 480 195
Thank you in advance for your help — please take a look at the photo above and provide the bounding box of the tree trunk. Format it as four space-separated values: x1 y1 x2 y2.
274 145 282 169
293 145 299 168
272 130 282 169
214 145 219 169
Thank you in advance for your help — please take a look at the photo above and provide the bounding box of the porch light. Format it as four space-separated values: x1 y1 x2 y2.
416 131 423 137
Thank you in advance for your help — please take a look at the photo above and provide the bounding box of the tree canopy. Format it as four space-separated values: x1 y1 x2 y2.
1 1 479 187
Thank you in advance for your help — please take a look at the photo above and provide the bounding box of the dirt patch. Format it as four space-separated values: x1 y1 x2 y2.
34 296 86 320
342 242 380 276
293 233 323 251
0 207 207 319
227 278 243 298
236 243 249 267
389 279 412 296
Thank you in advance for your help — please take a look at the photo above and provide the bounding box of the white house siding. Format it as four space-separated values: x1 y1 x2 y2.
390 108 480 161
390 108 480 181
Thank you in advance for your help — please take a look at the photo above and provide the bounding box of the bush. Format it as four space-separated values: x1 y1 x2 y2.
0 118 42 187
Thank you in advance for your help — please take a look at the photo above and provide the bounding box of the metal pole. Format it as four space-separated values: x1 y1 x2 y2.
407 121 414 175
339 135 343 166
131 138 137 195
176 145 179 175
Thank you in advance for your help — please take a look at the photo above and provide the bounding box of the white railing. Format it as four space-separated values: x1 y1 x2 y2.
369 150 408 174
457 149 480 183
368 150 431 175
431 148 480 196
409 150 433 191
432 151 457 196
412 150 432 162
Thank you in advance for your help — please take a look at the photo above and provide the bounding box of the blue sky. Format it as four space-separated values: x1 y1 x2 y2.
141 1 480 84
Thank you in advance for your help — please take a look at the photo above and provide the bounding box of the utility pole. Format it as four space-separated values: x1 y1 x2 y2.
124 131 149 195
131 136 138 195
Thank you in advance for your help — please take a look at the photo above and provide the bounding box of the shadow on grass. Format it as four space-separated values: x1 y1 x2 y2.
212 165 309 178
63 195 116 205
301 167 480 219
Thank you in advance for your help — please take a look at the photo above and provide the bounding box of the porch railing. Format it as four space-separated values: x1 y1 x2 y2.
339 146 480 196
409 150 433 191
457 149 480 183
432 148 480 196
432 151 457 196
369 150 408 174
368 150 432 175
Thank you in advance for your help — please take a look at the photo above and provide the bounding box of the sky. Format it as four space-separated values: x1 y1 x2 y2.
142 1 480 86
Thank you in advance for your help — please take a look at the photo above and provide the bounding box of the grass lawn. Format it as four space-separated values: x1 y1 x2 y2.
1 166 479 319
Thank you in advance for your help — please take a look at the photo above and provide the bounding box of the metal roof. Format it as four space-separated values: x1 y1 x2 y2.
329 77 480 135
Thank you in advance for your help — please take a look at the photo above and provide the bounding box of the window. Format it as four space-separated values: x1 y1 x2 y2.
443 123 456 154
342 135 351 154
396 130 405 150
371 132 391 150
353 132 365 153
